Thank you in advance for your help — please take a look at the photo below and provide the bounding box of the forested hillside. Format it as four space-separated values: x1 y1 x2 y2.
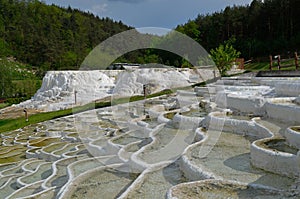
0 0 130 70
1 0 299 70
177 0 300 60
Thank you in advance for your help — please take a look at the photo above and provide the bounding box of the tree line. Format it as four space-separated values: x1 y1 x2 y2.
177 0 300 60
1 0 299 71
0 0 130 71
116 0 300 66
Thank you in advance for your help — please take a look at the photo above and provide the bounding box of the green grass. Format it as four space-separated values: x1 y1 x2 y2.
146 89 174 98
245 62 270 71
0 58 38 80
0 58 42 105
13 80 42 97
245 60 298 71
0 103 9 109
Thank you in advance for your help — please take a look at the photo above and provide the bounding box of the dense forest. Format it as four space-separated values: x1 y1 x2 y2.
177 0 300 60
0 0 130 71
0 0 131 99
0 0 300 70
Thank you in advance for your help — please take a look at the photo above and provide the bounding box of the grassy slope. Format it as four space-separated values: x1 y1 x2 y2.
245 59 297 71
0 103 9 109
0 58 42 104
0 58 38 80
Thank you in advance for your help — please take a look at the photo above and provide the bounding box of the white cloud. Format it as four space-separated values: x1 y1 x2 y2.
91 3 108 14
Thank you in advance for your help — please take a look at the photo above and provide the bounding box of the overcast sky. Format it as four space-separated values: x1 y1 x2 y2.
43 0 252 29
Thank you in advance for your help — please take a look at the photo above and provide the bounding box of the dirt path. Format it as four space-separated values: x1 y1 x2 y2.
0 106 41 120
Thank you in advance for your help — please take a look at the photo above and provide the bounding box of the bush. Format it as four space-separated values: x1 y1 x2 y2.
6 97 30 105
210 39 241 76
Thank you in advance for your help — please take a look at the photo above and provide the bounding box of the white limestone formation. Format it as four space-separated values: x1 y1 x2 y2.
17 68 216 111
18 70 117 111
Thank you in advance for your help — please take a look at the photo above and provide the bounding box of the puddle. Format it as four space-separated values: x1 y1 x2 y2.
142 118 160 129
0 162 18 172
23 160 45 172
189 132 295 190
129 138 152 152
43 142 67 153
53 143 78 156
171 180 286 199
265 139 299 155
112 130 149 146
291 127 300 132
113 136 142 146
0 146 27 164
164 112 176 120
126 162 187 199
46 157 83 190
0 176 19 198
6 181 44 199
216 112 256 121
139 127 193 164
181 108 207 118
70 168 139 199
0 154 26 164
29 138 62 148
20 163 52 185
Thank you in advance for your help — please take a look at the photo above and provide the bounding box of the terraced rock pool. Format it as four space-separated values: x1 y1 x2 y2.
1 84 300 198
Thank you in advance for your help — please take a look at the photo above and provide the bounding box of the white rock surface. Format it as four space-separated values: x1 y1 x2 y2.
251 138 300 178
18 68 216 111
113 69 191 96
34 71 115 102
275 82 300 96
18 71 117 111
285 127 300 149
252 77 300 97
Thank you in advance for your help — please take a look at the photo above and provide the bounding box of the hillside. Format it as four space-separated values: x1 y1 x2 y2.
0 0 130 70
0 57 41 101
177 0 300 60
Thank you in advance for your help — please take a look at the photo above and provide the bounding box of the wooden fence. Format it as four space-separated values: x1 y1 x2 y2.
236 58 245 69
269 52 299 70
0 98 6 103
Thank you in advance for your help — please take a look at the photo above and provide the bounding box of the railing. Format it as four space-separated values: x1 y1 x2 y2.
269 52 299 70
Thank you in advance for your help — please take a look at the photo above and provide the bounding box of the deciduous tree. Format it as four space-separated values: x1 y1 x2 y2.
210 39 241 76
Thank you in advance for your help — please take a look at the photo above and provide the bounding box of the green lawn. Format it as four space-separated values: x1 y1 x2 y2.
0 103 9 109
244 62 270 71
245 60 298 71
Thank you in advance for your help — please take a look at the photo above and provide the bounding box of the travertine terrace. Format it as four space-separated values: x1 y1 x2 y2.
1 71 300 198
